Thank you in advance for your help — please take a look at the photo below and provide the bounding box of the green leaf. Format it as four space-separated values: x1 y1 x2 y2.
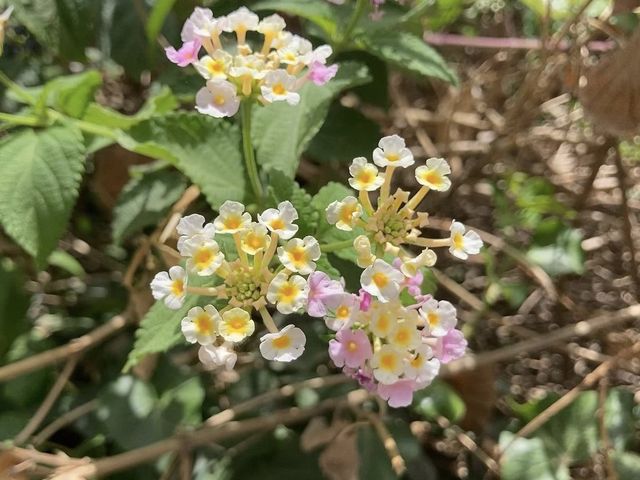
306 104 381 164
266 169 318 237
519 0 608 20
605 388 637 451
48 249 86 277
112 168 186 245
612 451 640 480
0 126 86 266
500 432 571 480
311 182 362 263
252 0 338 38
359 31 458 85
527 228 585 277
123 294 201 372
108 0 150 78
412 379 466 423
39 70 102 118
117 112 247 209
252 62 371 178
146 0 177 44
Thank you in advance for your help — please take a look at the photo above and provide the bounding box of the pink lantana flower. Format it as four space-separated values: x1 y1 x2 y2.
329 328 372 369
433 328 467 363
358 289 373 312
306 271 344 317
165 40 201 67
393 258 423 297
307 62 338 86
378 379 416 408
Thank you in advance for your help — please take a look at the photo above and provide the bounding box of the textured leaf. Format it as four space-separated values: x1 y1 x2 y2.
500 432 571 480
252 62 371 178
117 112 247 209
266 169 318 237
112 168 186 245
0 126 86 266
31 70 103 118
359 31 458 85
253 0 338 37
123 294 200 372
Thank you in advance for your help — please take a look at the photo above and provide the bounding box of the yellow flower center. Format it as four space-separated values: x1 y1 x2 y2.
386 153 399 162
171 279 184 297
272 334 292 349
224 215 242 230
422 170 442 186
284 52 296 62
208 60 224 74
376 314 389 332
427 312 439 327
452 232 464 250
194 247 214 268
195 313 214 335
357 170 374 185
270 218 285 230
336 306 350 319
229 317 247 332
380 353 397 371
289 247 307 266
372 272 388 289
279 283 299 302
347 341 358 352
394 328 409 346
410 355 423 368
213 94 226 106
245 233 266 251
272 83 286 95
339 204 357 224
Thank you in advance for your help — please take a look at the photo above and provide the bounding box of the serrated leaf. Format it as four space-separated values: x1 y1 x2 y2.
123 294 200 372
112 168 186 245
253 0 338 38
266 169 318 237
0 126 86 266
359 31 458 85
40 70 102 118
252 62 371 178
117 113 247 209
311 182 362 263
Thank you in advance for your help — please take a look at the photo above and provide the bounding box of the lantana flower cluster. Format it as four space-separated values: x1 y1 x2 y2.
165 6 338 118
314 135 483 406
151 200 322 370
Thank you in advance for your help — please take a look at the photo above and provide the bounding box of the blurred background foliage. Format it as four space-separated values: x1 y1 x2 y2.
0 0 639 479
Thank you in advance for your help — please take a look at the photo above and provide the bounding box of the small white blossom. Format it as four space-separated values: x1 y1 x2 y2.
267 272 309 314
371 345 405 385
348 157 384 191
194 50 232 80
180 236 224 276
181 305 220 345
420 299 457 337
261 70 300 105
353 235 375 268
372 135 414 168
361 259 404 303
195 80 240 118
219 307 255 342
259 324 306 362
239 223 270 255
176 214 215 251
225 6 259 43
198 343 237 370
400 249 437 278
415 157 451 191
277 236 321 275
326 196 362 231
258 201 299 239
150 266 187 309
449 221 483 260
214 201 252 234
324 293 358 331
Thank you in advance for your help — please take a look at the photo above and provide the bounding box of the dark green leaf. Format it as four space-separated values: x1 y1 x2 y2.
527 228 585 277
612 451 640 480
0 126 86 266
413 379 466 423
266 169 318 237
0 259 29 359
253 0 338 38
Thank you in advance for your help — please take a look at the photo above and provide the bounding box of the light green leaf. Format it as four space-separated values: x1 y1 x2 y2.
413 379 466 423
359 31 458 85
146 0 177 43
500 432 571 480
252 62 371 178
527 228 585 277
253 0 338 38
604 388 636 451
39 70 102 118
112 168 186 245
123 294 201 372
0 126 86 266
48 249 86 277
612 451 640 480
117 112 247 209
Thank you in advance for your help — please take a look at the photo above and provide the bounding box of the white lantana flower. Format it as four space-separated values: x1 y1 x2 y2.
361 259 404 303
194 51 232 80
181 7 215 42
404 345 440 385
181 305 220 345
449 221 483 260
214 201 252 234
277 236 321 275
324 294 358 331
371 344 405 384
326 196 362 231
267 272 309 314
400 248 437 277
348 157 384 191
354 235 375 268
415 157 452 191
372 134 414 168
198 343 237 370
240 223 270 255
259 324 306 362
150 266 187 309
257 13 286 36
258 201 299 239
278 35 312 65
195 80 240 118
369 303 397 338
303 44 333 65
180 236 224 276
225 6 259 43
261 70 300 105
176 214 216 251
419 299 457 337
388 317 421 350
219 307 255 342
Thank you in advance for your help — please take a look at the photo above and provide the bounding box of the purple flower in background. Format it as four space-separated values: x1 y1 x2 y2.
433 328 467 363
308 62 338 85
329 328 372 368
165 40 201 67
378 379 415 408
358 289 372 312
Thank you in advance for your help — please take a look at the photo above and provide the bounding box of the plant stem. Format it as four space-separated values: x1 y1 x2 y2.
320 239 354 253
335 0 368 53
240 101 264 204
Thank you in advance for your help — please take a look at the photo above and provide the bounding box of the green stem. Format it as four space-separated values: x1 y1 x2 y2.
0 71 36 105
320 239 354 253
335 0 368 53
240 101 264 204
